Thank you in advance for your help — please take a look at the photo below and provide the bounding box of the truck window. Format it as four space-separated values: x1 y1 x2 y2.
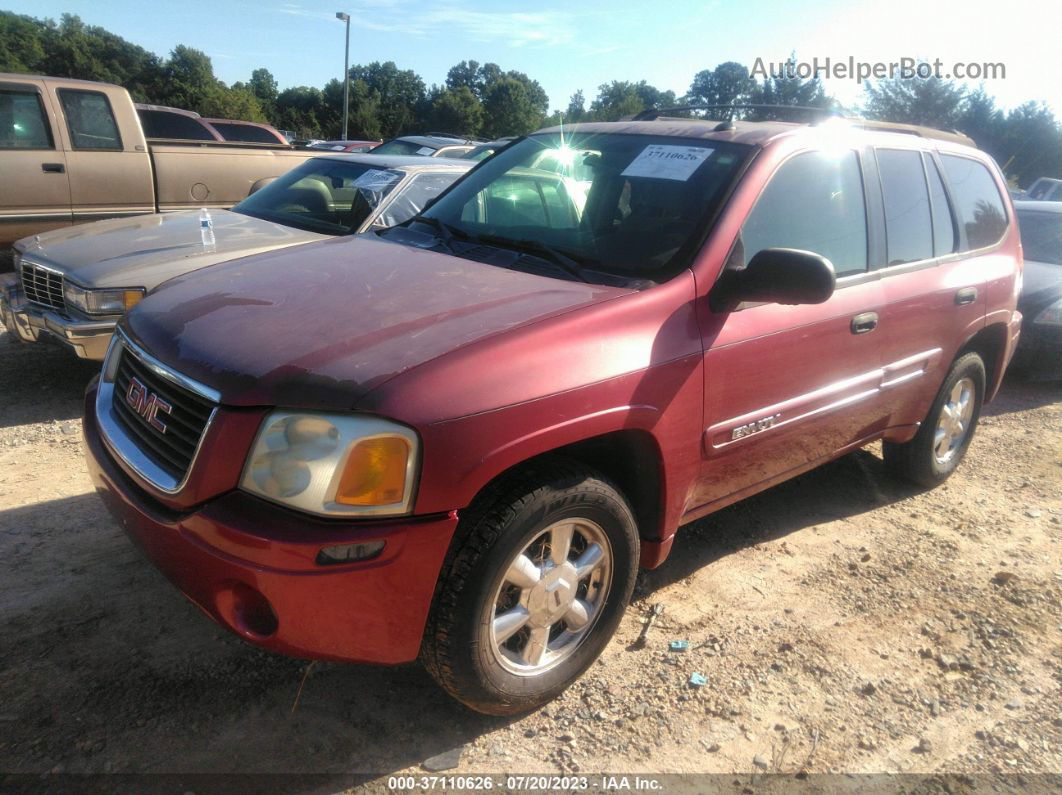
738 150 868 276
876 148 934 265
58 89 122 150
208 122 282 144
940 155 1008 250
138 109 215 141
0 89 54 149
925 155 956 256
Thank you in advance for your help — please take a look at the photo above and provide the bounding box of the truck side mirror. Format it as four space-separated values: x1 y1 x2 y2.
709 248 836 311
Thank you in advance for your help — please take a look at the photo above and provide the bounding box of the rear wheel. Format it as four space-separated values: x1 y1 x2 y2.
883 352 985 488
421 458 639 715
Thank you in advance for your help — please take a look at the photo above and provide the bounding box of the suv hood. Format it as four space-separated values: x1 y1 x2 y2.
124 235 628 409
16 210 325 290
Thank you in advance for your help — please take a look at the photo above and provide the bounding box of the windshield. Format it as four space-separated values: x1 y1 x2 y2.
1018 210 1062 265
233 158 404 235
403 132 750 284
371 139 438 156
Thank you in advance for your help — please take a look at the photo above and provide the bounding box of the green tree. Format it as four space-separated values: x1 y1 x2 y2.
429 86 483 136
995 102 1062 187
482 77 543 137
590 80 677 120
862 73 967 129
686 62 756 116
248 67 279 118
566 90 587 123
274 85 328 138
0 11 47 73
348 61 425 139
445 60 481 96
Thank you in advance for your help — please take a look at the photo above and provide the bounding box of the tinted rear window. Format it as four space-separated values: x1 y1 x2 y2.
877 148 933 265
940 155 1008 250
926 156 956 256
209 122 282 144
372 139 437 156
138 109 215 141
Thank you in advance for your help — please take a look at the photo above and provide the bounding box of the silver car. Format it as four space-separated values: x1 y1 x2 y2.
1 154 471 360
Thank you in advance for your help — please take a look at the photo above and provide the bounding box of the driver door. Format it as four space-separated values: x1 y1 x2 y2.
692 147 889 510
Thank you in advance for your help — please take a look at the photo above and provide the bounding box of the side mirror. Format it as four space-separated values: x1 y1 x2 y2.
710 248 836 311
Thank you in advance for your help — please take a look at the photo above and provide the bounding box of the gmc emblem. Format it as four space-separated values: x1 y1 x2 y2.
125 377 172 433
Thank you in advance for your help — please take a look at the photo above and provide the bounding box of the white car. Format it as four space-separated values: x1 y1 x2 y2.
1 154 471 360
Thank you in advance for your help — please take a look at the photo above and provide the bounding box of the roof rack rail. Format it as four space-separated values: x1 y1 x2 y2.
837 119 974 146
631 104 838 121
630 104 975 147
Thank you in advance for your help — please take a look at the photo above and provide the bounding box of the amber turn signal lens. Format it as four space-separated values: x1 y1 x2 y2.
335 437 410 506
123 290 143 311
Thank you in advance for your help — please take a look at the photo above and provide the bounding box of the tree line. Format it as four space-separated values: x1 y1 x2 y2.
2 11 1060 186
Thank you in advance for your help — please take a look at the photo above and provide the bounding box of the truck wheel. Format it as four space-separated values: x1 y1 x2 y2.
883 352 985 488
421 458 639 715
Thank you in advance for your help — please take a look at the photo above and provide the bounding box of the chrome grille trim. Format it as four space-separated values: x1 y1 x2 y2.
20 259 66 312
95 329 220 494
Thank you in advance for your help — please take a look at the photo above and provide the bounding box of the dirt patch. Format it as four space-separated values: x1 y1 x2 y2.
0 328 1059 781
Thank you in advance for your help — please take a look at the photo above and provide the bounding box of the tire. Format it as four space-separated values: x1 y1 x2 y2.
421 457 640 715
883 352 986 488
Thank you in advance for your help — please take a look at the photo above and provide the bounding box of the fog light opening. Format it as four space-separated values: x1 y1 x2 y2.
316 540 386 566
221 583 278 639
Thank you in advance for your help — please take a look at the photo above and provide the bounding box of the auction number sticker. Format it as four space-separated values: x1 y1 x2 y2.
621 144 714 181
353 169 400 191
417 146 436 155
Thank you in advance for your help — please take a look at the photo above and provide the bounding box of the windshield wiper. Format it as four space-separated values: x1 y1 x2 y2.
472 234 590 283
408 215 467 247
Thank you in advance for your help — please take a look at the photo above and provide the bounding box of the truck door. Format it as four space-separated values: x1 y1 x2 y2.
693 147 889 510
0 78 71 245
49 84 154 224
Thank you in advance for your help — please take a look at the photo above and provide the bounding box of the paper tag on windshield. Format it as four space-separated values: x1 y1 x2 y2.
353 169 399 191
621 145 714 181
416 146 435 155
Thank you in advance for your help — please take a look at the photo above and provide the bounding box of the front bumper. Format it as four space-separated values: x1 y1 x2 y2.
82 378 459 664
1 275 115 360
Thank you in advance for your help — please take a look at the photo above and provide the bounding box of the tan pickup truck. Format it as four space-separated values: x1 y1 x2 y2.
0 73 316 246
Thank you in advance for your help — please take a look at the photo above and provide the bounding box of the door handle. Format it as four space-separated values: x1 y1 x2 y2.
851 311 879 334
41 162 65 173
955 287 978 306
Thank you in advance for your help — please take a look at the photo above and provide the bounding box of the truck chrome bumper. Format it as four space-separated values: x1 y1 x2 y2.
1 275 115 361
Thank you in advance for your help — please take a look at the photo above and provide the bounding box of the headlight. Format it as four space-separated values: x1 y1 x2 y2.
63 282 144 315
240 411 418 517
1033 297 1062 328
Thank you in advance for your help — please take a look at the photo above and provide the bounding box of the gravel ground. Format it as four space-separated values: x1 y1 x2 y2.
0 327 1059 784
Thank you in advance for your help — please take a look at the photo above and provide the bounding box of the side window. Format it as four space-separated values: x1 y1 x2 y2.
738 150 868 276
58 89 121 150
210 122 282 144
876 148 933 265
0 89 54 149
375 173 460 228
925 155 956 256
940 155 1008 250
139 109 215 141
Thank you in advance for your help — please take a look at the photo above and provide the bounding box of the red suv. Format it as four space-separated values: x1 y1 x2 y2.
82 115 1022 715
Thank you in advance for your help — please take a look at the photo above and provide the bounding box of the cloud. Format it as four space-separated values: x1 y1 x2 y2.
275 2 576 49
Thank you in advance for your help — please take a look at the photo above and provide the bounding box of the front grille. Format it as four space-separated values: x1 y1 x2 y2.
111 346 216 481
20 260 66 311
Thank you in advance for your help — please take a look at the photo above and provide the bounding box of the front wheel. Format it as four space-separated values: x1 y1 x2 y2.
883 352 985 488
421 459 639 715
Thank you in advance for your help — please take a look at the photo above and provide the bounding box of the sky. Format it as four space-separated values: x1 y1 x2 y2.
3 0 1055 115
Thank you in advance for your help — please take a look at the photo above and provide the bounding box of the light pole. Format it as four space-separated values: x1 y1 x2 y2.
336 11 350 140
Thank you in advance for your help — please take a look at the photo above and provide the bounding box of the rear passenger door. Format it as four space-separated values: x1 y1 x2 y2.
0 78 71 243
694 148 889 509
873 148 1008 429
